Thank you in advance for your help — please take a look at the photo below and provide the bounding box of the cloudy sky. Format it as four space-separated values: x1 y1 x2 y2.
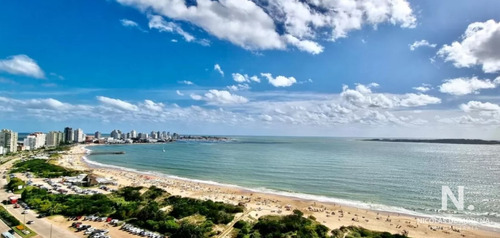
1 0 500 138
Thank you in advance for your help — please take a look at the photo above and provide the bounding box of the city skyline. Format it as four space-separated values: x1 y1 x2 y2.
1 1 500 138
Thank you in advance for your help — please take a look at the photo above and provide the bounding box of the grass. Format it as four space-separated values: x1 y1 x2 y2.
0 207 37 238
12 225 37 238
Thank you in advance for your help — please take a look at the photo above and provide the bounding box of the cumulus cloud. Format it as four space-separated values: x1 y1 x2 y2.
142 99 164 112
231 73 261 84
176 90 184 96
399 93 441 107
116 0 416 54
460 101 500 112
413 84 432 92
0 55 45 78
202 90 249 105
409 40 436 51
214 64 224 76
227 84 250 91
439 77 497 95
284 34 323 55
232 73 249 83
437 20 500 73
341 83 441 108
97 96 138 111
250 75 261 83
148 15 195 42
190 94 203 101
261 73 297 87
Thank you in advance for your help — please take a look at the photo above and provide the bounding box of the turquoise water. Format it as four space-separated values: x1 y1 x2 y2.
85 137 500 229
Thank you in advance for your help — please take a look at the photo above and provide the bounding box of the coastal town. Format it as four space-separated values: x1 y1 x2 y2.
0 127 232 156
0 128 498 238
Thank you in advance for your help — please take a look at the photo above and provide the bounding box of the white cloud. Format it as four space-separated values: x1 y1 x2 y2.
190 94 203 100
261 73 297 87
120 19 147 32
227 84 250 91
148 15 195 42
116 0 416 54
232 73 249 83
178 80 194 85
119 0 284 50
142 99 164 112
250 76 260 83
0 55 45 78
203 90 249 105
259 114 273 121
437 20 500 73
96 96 138 111
284 34 323 55
409 40 436 51
176 90 184 96
439 77 496 95
120 19 139 27
341 83 441 108
399 93 441 107
460 101 500 112
191 90 250 105
214 64 224 76
413 84 432 92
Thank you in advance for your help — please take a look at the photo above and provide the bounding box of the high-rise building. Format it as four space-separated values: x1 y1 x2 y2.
130 130 137 139
64 127 73 144
95 131 101 139
111 130 122 140
74 128 84 143
24 132 46 150
46 131 64 147
0 129 18 153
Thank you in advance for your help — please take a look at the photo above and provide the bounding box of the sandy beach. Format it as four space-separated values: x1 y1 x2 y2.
52 144 500 238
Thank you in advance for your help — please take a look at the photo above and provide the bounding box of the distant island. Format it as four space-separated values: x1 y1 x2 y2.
363 138 500 145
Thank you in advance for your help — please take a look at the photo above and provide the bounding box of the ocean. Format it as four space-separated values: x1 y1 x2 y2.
84 137 500 230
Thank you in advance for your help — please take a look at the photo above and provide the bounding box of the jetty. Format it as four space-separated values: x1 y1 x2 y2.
88 151 126 155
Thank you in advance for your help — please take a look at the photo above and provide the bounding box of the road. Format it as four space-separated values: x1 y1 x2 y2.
0 162 79 238
0 218 21 238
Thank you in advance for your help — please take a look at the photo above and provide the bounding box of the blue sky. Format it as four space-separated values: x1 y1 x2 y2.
1 0 500 138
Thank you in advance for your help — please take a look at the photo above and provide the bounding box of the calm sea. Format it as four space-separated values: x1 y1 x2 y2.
85 137 500 230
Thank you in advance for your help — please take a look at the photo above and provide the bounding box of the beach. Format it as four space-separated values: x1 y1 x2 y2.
48 144 500 238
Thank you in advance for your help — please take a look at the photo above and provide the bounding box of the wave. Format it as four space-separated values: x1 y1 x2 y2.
80 149 500 231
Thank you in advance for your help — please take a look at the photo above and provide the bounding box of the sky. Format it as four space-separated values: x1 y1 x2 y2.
1 0 500 138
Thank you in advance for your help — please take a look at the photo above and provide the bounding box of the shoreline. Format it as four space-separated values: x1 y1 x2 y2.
57 144 500 238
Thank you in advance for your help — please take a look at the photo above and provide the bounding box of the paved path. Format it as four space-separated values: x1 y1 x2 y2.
0 162 79 238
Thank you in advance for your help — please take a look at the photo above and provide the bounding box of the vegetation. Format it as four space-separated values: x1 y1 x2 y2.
236 210 329 238
11 159 79 178
165 196 243 224
330 226 408 238
22 185 244 237
22 188 115 216
7 177 25 193
235 211 407 238
12 225 37 238
0 206 20 227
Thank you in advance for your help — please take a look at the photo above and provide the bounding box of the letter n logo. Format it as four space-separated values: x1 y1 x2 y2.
442 186 464 211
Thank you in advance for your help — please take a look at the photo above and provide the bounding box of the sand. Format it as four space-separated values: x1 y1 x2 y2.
52 144 500 238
